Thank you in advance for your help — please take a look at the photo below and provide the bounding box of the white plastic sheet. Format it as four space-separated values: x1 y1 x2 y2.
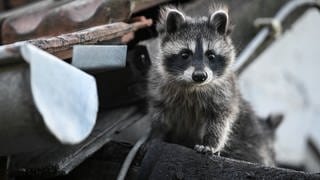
21 44 98 144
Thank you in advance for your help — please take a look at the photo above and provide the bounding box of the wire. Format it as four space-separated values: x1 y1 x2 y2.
116 131 150 180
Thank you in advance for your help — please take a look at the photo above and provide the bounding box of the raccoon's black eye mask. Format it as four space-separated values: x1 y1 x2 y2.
179 49 192 59
178 49 217 61
205 50 216 61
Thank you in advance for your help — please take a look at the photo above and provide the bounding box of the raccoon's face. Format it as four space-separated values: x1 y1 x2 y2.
159 8 235 85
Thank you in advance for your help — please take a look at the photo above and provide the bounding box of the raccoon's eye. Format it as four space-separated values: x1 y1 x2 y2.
207 52 216 61
180 50 192 59
181 53 189 59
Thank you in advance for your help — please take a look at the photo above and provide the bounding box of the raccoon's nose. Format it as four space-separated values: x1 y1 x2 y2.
192 71 207 82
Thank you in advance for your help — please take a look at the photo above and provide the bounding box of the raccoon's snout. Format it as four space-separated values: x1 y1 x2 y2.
192 70 207 83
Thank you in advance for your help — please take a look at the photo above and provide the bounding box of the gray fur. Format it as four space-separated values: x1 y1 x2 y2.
147 6 277 166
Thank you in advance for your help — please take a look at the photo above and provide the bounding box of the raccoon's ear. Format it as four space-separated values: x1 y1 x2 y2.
266 113 284 131
209 10 229 35
165 9 185 33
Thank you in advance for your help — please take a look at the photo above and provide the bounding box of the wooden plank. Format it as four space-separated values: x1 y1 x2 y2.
0 18 152 60
28 18 152 59
1 0 131 44
27 22 132 59
9 106 146 177
139 140 320 179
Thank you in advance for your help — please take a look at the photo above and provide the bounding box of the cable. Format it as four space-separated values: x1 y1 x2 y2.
116 131 150 180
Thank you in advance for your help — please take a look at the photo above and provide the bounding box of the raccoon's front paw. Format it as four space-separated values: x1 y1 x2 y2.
194 144 219 156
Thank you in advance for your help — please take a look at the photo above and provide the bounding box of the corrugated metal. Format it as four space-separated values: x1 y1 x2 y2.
1 0 131 44
0 0 167 44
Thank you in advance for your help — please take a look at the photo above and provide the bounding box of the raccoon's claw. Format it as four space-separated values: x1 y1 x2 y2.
194 144 219 156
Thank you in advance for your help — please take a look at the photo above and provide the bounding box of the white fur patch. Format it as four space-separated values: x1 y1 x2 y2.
214 98 239 152
181 66 194 82
162 40 197 56
157 61 166 78
204 66 214 84
203 40 209 53
189 40 196 53
162 41 187 56
215 120 232 151
259 145 274 166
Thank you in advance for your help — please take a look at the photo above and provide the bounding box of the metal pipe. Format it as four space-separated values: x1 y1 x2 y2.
234 0 320 75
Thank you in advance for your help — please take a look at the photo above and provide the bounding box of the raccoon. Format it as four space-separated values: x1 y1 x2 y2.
147 5 278 166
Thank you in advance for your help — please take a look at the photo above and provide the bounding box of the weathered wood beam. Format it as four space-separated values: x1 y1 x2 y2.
0 17 152 60
28 18 152 59
28 22 132 58
139 140 320 179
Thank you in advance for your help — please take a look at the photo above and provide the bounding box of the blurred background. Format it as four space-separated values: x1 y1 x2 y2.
0 0 319 179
